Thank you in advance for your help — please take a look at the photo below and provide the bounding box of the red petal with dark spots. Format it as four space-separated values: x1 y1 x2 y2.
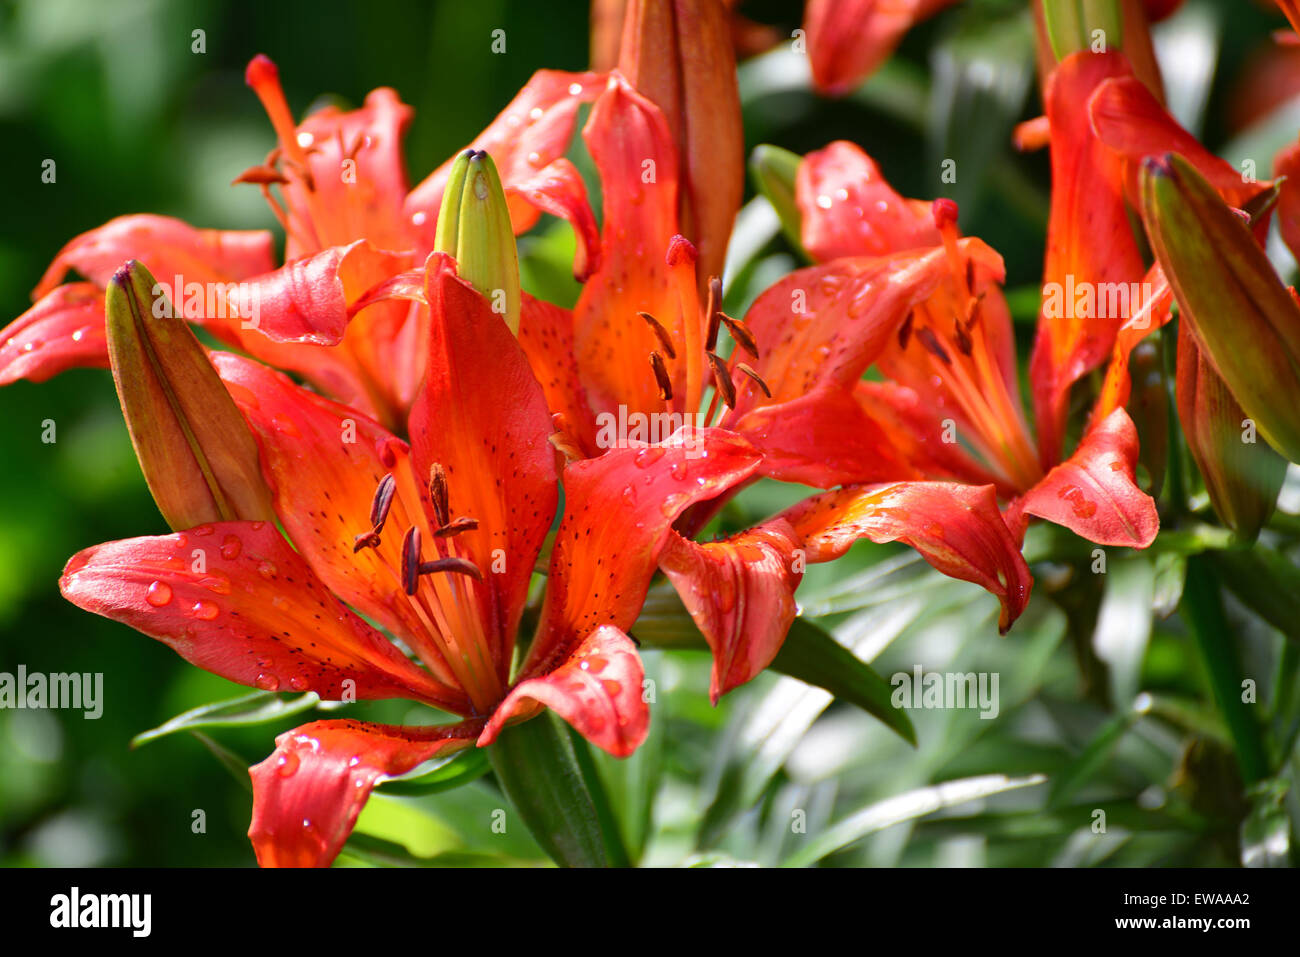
213 352 459 689
0 283 107 385
408 256 559 670
58 520 463 710
524 428 763 677
478 625 648 757
518 293 599 456
660 521 803 703
249 718 482 867
1018 408 1159 548
780 481 1033 632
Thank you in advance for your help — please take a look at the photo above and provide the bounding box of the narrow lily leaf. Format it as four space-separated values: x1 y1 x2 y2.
770 618 916 746
375 747 491 796
1046 709 1139 809
783 773 1047 867
487 711 617 868
1207 548 1300 643
1240 779 1291 867
1150 550 1187 618
1091 555 1156 707
190 731 254 795
131 690 321 748
1140 153 1300 464
106 260 275 531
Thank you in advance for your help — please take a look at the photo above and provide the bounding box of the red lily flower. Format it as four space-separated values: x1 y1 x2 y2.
1 55 604 429
793 138 1159 550
59 255 763 866
803 0 960 97
427 73 1034 700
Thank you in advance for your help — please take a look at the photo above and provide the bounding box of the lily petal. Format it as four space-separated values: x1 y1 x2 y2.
660 520 803 702
59 521 462 709
408 256 559 666
405 70 606 257
505 158 601 280
804 0 957 97
1030 51 1147 467
248 718 482 867
525 427 762 676
478 625 648 757
1018 408 1159 548
780 481 1033 632
34 214 275 299
518 293 599 456
0 283 106 385
796 141 939 260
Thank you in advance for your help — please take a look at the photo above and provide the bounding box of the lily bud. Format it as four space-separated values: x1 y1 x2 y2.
1176 326 1286 542
106 260 274 531
617 0 744 290
433 149 521 334
1140 152 1300 464
749 144 805 256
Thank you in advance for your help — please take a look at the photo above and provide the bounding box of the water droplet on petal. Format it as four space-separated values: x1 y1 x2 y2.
257 560 278 579
190 600 219 620
255 673 280 691
276 751 300 777
220 534 242 560
146 581 173 607
288 676 308 692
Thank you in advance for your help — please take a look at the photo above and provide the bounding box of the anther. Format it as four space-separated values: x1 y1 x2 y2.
435 516 480 538
705 276 723 352
401 526 422 596
719 312 758 358
649 351 674 401
428 464 450 528
706 351 737 408
916 326 952 365
736 363 772 398
417 556 485 582
898 311 914 350
952 319 973 357
369 473 396 532
638 311 677 359
352 530 382 553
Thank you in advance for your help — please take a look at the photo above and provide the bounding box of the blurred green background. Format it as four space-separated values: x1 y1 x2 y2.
2 0 1297 867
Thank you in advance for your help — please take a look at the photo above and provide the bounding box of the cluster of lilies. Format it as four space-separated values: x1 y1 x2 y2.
4 0 1300 866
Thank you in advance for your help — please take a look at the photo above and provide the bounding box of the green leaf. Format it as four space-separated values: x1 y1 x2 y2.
1240 778 1291 867
771 618 915 746
782 773 1047 867
376 746 491 796
132 690 321 748
1208 547 1300 643
338 832 546 869
189 731 253 794
487 711 621 867
1092 555 1156 707
1046 709 1139 809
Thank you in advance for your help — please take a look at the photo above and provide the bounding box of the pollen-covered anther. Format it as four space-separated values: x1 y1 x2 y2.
916 326 952 365
638 311 677 359
719 312 758 358
428 463 450 528
435 516 480 538
706 351 737 408
352 530 382 553
736 363 772 398
369 473 396 532
401 526 422 596
649 351 674 401
417 556 485 582
705 276 723 352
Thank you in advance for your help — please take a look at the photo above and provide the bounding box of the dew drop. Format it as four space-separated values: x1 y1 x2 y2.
276 751 300 777
288 676 309 692
145 581 173 607
255 673 280 691
220 534 242 560
257 560 278 580
190 600 219 620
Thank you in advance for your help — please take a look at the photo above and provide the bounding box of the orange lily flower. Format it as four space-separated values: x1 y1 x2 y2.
0 55 604 430
59 255 765 866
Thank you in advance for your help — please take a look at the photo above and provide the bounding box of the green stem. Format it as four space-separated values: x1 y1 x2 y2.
1179 556 1270 784
488 713 617 867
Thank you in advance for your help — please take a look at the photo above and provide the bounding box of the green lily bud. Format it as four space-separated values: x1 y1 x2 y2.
1176 326 1286 542
1140 152 1300 465
1040 0 1123 60
749 144 806 257
106 260 274 531
434 149 521 334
